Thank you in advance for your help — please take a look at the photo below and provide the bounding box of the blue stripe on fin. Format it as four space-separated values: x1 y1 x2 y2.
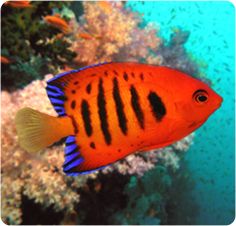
64 152 80 165
54 108 66 116
63 158 84 172
65 144 78 155
65 165 108 176
63 135 82 174
48 97 64 105
46 85 64 95
65 136 78 155
46 82 66 116
56 109 65 114
47 90 62 97
66 136 76 143
47 62 110 83
54 106 65 111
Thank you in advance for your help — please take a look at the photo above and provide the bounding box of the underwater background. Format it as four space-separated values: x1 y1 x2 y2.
1 1 235 225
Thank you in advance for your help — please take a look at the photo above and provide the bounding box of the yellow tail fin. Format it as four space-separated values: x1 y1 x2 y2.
15 107 74 153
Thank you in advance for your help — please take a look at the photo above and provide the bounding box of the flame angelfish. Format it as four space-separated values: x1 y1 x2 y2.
15 62 223 175
43 14 70 34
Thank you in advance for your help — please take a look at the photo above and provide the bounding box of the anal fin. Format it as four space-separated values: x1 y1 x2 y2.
63 136 108 176
63 136 84 176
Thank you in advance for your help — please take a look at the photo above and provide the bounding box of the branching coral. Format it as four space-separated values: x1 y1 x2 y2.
1 76 95 224
156 29 200 76
1 1 76 90
68 1 161 66
109 166 171 225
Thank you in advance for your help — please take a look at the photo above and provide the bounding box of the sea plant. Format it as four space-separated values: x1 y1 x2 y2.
1 1 76 90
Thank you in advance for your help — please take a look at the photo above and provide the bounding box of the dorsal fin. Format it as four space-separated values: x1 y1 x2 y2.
47 62 110 88
46 63 110 116
45 84 67 116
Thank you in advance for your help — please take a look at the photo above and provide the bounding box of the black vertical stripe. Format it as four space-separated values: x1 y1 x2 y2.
86 83 92 94
81 99 93 136
130 85 145 129
148 91 166 121
113 70 118 75
71 100 76 109
123 72 128 81
112 77 128 135
90 142 96 149
140 73 144 80
104 71 108 76
68 115 79 134
97 79 112 145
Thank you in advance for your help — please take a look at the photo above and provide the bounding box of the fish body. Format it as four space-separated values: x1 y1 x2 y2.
15 62 222 175
43 14 70 34
4 0 32 8
77 32 94 40
1 56 11 64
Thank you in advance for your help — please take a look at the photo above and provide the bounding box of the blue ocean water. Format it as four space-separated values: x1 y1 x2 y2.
127 1 235 224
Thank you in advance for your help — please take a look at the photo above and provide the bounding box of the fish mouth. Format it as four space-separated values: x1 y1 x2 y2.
188 119 206 129
218 96 223 106
213 96 223 111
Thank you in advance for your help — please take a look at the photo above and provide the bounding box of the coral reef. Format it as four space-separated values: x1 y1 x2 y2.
156 29 199 76
68 1 161 66
109 160 198 225
1 1 76 90
110 166 170 225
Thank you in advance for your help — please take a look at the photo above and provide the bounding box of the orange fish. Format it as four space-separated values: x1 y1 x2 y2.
15 62 223 175
77 32 94 40
43 14 70 34
1 56 11 64
4 0 32 8
76 32 102 40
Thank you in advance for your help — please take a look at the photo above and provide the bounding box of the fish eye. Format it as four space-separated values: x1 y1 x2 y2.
193 89 209 104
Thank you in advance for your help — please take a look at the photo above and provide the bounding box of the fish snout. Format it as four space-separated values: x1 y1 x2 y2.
213 94 223 111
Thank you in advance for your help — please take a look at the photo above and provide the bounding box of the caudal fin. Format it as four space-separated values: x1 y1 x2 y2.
15 107 74 153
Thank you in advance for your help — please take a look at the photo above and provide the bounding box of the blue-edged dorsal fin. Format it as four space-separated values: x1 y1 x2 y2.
46 63 110 117
46 84 67 117
47 62 110 88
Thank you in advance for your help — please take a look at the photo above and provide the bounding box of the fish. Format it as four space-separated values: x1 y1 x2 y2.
77 32 101 40
43 14 71 34
4 0 32 8
1 56 11 64
15 62 223 176
77 32 94 40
